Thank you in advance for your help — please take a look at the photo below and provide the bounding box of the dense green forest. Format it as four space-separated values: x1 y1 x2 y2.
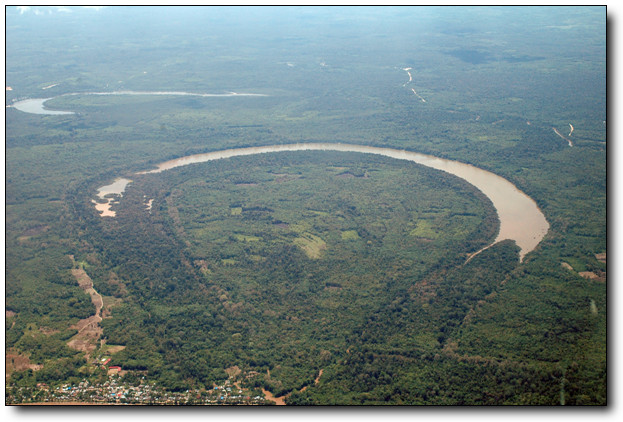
5 6 606 405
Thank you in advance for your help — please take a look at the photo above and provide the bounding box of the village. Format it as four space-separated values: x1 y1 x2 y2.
6 372 273 405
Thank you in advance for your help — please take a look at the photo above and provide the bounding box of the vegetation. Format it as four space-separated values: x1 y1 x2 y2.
5 6 605 405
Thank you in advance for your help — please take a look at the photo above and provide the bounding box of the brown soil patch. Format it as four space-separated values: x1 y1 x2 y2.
561 262 574 271
6 310 16 318
105 345 127 354
578 271 600 280
595 253 606 263
67 268 104 357
300 369 324 392
21 225 50 237
263 367 324 404
39 327 60 336
67 317 103 355
71 268 94 289
562 260 605 282
71 315 102 334
262 388 286 405
90 290 104 313
225 365 242 378
6 352 43 379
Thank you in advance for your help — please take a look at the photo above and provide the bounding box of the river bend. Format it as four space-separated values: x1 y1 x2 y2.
10 90 268 115
100 143 549 261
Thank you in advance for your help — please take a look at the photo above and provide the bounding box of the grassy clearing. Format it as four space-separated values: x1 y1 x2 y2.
307 210 330 217
293 233 326 259
590 299 598 315
289 222 312 234
561 257 587 272
233 234 261 242
341 230 360 241
409 220 439 239
75 260 91 270
101 344 126 355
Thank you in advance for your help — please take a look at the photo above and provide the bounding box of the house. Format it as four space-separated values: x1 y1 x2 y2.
108 366 122 376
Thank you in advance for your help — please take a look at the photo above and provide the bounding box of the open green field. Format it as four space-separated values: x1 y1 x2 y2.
5 6 605 405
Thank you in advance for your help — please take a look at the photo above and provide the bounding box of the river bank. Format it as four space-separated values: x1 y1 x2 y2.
126 143 549 261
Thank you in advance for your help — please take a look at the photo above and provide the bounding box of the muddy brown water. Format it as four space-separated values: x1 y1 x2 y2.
130 143 549 261
92 178 133 217
14 92 548 260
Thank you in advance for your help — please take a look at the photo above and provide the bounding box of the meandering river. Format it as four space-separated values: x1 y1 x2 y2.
13 91 548 261
10 90 268 115
10 98 76 115
98 143 549 261
10 89 551 261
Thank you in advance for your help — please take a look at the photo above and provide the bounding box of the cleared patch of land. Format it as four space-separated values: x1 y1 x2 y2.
67 266 104 357
293 232 327 259
341 230 360 241
6 351 43 379
409 220 438 239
